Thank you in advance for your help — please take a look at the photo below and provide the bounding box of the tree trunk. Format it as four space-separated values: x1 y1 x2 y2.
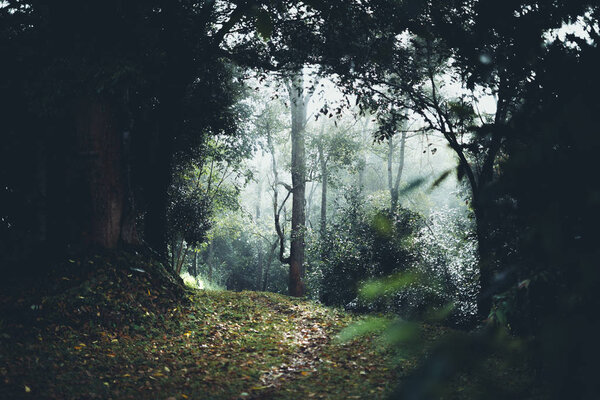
144 0 190 261
387 136 395 209
393 131 406 210
208 239 214 282
74 97 126 248
288 70 308 297
144 96 176 262
306 181 318 229
387 132 406 211
256 182 263 290
358 154 366 190
174 236 184 271
269 128 292 268
191 250 197 276
318 141 327 238
176 244 188 275
120 127 140 246
171 239 177 268
358 119 369 190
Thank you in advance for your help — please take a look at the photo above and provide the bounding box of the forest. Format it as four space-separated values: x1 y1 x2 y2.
1 0 599 399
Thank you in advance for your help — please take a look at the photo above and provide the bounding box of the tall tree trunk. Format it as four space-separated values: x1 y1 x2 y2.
387 132 406 211
191 250 197 276
358 153 366 190
208 239 214 282
256 244 264 290
318 141 327 238
393 131 406 210
145 0 189 262
176 244 188 274
174 236 186 273
120 126 140 246
288 70 308 297
74 97 124 248
268 128 291 267
144 92 177 262
306 181 318 227
472 89 508 319
358 118 369 190
387 136 394 209
256 182 263 290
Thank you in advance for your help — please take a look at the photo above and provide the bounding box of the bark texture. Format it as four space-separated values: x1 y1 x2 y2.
75 98 125 248
288 71 307 297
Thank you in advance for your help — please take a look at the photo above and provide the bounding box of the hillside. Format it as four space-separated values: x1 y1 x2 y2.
0 253 541 399
0 253 404 400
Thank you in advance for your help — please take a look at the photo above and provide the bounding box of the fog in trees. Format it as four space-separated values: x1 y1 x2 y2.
1 1 599 399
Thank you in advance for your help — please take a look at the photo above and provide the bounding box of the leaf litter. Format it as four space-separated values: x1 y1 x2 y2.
0 252 411 399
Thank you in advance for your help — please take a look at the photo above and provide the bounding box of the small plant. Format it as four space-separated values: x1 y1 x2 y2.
181 272 199 289
180 272 224 291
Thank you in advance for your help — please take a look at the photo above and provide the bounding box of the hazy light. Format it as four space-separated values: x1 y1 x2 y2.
479 53 492 65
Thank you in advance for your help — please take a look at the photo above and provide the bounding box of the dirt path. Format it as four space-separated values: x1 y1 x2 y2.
246 304 332 399
1 285 398 400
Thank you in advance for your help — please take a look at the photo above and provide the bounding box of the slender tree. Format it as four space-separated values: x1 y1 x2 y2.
387 131 407 212
286 70 311 297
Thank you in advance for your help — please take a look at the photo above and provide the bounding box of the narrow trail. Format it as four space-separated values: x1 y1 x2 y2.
246 303 332 399
0 259 399 400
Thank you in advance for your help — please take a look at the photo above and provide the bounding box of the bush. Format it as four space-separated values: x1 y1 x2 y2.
318 189 421 311
316 189 478 327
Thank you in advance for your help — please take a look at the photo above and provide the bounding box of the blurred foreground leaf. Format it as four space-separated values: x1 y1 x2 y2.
360 272 420 300
336 317 389 343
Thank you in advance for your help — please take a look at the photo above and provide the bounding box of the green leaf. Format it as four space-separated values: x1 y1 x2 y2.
360 272 420 300
380 320 420 345
336 317 389 342
399 177 426 195
423 303 455 322
429 169 452 191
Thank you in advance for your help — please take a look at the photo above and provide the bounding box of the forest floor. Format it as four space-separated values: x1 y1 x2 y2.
0 252 537 399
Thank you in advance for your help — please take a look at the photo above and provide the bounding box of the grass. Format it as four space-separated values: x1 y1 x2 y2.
0 253 539 399
0 254 404 399
0 290 400 399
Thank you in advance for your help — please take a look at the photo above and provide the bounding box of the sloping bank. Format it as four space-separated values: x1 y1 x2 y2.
0 252 401 399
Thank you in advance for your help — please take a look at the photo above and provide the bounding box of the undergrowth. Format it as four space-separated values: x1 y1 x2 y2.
0 252 401 399
0 252 536 399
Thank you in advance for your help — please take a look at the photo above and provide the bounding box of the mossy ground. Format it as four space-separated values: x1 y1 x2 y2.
0 253 538 399
0 253 404 399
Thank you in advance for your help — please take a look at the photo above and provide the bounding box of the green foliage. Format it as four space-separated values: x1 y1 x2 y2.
0 254 405 399
317 188 422 311
167 188 212 248
336 316 390 342
180 271 224 291
310 181 477 326
180 271 200 289
360 272 420 301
